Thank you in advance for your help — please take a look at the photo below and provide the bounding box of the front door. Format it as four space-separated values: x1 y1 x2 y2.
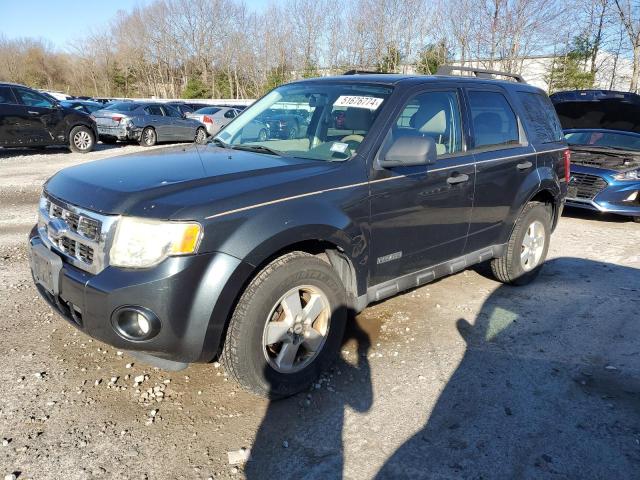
13 87 60 145
369 88 475 286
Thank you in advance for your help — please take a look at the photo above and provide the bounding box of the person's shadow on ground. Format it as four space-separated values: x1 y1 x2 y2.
244 316 373 479
376 257 640 479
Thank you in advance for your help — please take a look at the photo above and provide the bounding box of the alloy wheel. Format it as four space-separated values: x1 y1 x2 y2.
520 220 545 271
262 285 331 373
73 130 92 151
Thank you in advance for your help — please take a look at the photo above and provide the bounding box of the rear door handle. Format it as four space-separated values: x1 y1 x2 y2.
517 161 533 170
447 173 470 185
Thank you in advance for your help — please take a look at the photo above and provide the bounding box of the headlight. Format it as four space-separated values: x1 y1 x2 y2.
614 169 640 181
110 217 202 268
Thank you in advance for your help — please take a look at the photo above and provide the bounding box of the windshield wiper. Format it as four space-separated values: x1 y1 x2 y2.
230 144 285 157
210 137 229 148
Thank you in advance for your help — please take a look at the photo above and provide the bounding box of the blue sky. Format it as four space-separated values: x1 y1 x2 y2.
0 0 266 50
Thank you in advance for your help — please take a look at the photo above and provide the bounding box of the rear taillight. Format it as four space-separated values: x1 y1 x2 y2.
112 116 122 123
203 115 213 124
563 149 571 183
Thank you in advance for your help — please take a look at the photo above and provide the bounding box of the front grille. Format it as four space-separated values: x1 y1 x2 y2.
569 173 608 200
45 199 101 241
38 194 117 274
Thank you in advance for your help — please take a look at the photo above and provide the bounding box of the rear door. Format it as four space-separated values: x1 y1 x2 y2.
13 87 61 145
464 87 537 253
369 86 475 286
0 85 21 146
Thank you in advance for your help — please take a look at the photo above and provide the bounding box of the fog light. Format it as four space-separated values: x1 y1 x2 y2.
111 306 160 341
624 191 638 202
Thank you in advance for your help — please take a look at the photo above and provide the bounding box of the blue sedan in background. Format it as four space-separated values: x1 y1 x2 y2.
551 90 640 222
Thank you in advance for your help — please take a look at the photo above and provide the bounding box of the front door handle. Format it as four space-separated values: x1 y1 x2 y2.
517 161 533 170
28 111 40 115
447 173 470 185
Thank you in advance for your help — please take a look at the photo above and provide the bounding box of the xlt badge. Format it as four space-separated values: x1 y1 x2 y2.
377 251 403 264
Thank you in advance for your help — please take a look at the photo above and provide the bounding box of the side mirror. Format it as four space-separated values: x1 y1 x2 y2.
379 135 437 167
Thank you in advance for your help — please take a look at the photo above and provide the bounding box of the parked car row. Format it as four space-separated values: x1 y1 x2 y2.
0 82 252 153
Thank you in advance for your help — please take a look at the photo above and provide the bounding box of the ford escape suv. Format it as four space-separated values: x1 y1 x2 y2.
28 67 568 398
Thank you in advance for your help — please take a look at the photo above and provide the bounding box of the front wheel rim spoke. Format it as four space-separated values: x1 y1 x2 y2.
265 322 290 345
281 291 303 322
275 342 299 370
303 327 324 352
302 294 324 324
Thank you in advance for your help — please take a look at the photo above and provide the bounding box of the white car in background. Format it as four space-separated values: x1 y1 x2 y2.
38 90 73 101
187 106 241 136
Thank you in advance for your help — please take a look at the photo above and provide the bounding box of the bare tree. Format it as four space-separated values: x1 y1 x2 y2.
614 0 640 91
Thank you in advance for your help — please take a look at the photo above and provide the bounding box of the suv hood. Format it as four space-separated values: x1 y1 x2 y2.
44 144 345 219
551 90 640 133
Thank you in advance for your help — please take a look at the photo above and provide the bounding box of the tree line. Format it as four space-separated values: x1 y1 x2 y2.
1 0 640 98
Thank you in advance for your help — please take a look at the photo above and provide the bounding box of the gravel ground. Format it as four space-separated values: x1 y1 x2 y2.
1 145 639 480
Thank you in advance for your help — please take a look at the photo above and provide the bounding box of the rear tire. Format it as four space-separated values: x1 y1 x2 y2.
194 127 207 144
139 127 157 147
258 129 268 142
68 126 95 153
222 251 347 398
491 201 551 285
631 216 640 223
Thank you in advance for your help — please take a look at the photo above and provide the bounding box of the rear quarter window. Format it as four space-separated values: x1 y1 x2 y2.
518 92 564 144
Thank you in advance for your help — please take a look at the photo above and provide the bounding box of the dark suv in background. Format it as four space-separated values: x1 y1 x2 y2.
28 67 568 398
0 82 97 153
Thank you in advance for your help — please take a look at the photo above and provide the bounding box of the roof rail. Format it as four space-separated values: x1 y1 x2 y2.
342 69 384 75
436 65 526 83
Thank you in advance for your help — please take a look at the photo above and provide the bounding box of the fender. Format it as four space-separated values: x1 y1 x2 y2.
210 194 370 296
499 165 563 244
497 167 543 244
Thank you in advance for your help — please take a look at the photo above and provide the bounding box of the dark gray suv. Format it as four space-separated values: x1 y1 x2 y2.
28 67 568 397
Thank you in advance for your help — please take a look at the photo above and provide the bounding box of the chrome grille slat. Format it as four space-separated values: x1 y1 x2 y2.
38 194 119 275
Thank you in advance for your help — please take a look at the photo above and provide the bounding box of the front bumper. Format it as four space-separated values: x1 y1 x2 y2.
566 180 640 217
29 231 251 364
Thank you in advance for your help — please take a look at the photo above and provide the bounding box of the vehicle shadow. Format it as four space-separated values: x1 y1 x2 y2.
244 314 373 479
563 205 632 223
375 257 640 479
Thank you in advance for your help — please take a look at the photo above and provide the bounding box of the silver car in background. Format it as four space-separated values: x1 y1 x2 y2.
187 106 241 136
93 102 208 146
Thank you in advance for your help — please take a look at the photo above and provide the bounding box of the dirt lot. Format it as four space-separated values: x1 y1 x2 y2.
1 145 639 480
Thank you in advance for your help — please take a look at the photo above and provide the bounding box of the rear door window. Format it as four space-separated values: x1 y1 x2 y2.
145 105 164 116
518 92 563 143
0 86 17 104
468 91 520 149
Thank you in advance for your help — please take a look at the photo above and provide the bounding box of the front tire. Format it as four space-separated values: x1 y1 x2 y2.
69 126 95 153
258 128 268 142
139 127 157 147
631 216 640 223
222 251 347 398
491 201 551 285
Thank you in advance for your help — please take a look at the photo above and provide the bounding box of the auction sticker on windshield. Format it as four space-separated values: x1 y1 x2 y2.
334 96 384 110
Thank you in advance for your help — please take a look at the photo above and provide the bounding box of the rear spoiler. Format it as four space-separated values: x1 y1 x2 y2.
436 65 526 84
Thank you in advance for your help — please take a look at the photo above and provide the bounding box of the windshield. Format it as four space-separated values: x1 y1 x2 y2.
194 107 221 114
215 83 392 161
104 102 138 112
565 130 640 151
